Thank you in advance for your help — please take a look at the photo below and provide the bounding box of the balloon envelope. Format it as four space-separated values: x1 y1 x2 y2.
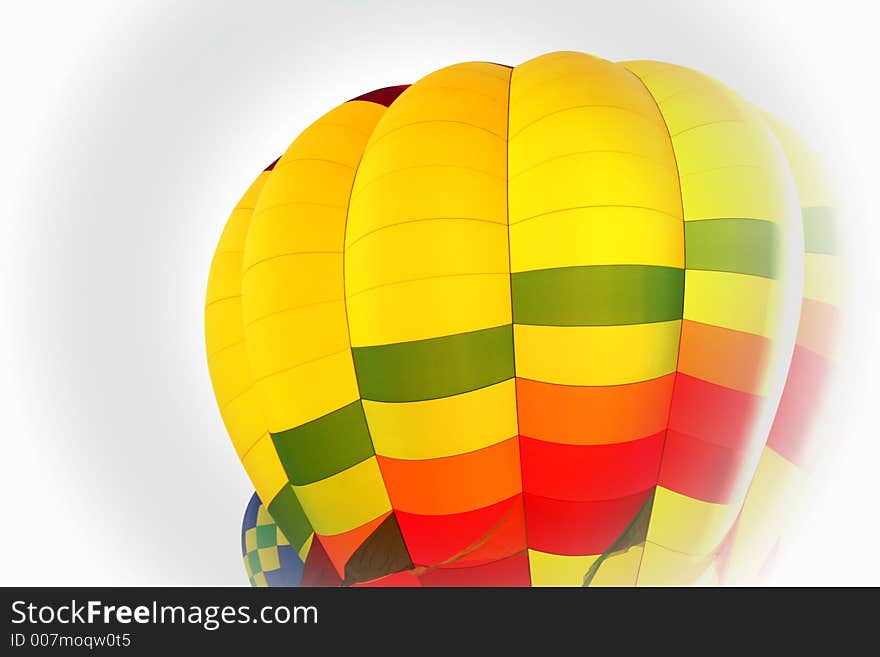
209 51 836 586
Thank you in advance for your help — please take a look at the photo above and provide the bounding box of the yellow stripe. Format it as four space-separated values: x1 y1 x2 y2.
758 110 835 208
220 387 267 457
723 447 805 584
683 270 780 337
646 486 740 556
292 457 392 536
241 433 289 504
363 379 518 460
509 206 683 272
297 534 314 562
803 253 839 304
204 297 242 356
242 101 386 434
528 547 642 587
637 543 717 586
623 61 796 225
242 254 342 326
246 301 350 381
345 62 512 347
256 350 361 433
513 320 680 386
345 219 509 296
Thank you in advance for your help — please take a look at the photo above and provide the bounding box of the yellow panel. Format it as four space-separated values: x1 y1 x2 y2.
240 97 388 447
347 273 512 347
281 101 386 165
258 547 280 572
355 121 506 189
758 110 834 208
297 534 314 561
208 342 252 408
365 63 509 146
344 218 509 296
253 159 354 216
647 486 740 556
213 172 270 254
256 505 272 525
206 250 246 305
243 204 347 271
803 253 839 304
528 546 643 587
509 206 683 272
678 158 790 224
245 301 350 380
510 52 652 135
275 526 289 546
219 387 266 457
241 433 288 504
346 166 508 246
589 545 643 587
723 446 804 585
513 321 681 386
510 106 672 176
243 253 343 325
205 171 280 490
637 541 717 586
292 457 392 536
255 349 361 434
244 528 257 553
344 62 511 347
252 572 267 587
204 297 242 356
508 151 680 225
508 53 681 244
363 379 518 460
624 61 797 225
528 550 596 587
683 270 780 337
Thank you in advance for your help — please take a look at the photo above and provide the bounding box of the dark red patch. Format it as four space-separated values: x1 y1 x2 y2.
351 85 410 107
264 157 280 171
300 538 343 587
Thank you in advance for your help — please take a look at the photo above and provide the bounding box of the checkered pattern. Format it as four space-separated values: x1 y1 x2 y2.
241 492 304 587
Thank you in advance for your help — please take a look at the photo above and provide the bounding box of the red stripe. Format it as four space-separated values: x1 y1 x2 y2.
668 373 762 451
418 552 531 587
520 433 664 501
766 345 831 466
524 489 652 556
658 429 749 503
395 495 526 568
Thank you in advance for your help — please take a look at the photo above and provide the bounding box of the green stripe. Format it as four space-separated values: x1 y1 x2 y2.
684 218 779 279
267 485 312 552
352 325 515 402
803 206 837 255
511 265 684 326
271 401 374 485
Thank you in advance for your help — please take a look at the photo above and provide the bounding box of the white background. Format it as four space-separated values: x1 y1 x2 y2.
1 0 877 585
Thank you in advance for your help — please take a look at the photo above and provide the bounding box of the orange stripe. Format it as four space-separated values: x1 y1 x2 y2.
516 375 674 445
377 437 522 515
677 320 771 395
796 298 838 358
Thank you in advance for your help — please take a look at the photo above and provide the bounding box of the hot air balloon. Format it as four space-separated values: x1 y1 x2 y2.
241 492 306 587
206 51 834 586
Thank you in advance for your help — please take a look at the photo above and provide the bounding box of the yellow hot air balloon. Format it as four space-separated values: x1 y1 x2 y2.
206 51 831 587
